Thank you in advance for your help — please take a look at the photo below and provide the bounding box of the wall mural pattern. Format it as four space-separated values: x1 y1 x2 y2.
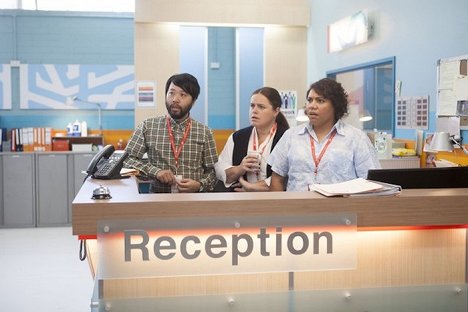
0 64 12 110
20 64 134 110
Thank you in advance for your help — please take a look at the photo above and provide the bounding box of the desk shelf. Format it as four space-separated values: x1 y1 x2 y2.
52 136 103 151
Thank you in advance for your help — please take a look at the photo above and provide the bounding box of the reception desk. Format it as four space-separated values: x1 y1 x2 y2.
72 177 468 311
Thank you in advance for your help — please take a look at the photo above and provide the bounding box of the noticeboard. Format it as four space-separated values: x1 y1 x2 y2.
437 54 468 116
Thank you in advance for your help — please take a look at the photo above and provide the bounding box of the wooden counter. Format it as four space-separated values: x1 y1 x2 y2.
72 177 468 236
71 177 468 305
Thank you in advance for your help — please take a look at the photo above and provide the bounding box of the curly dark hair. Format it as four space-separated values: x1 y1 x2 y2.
307 78 349 121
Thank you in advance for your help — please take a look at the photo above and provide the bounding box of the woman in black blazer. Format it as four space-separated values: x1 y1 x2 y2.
215 87 289 191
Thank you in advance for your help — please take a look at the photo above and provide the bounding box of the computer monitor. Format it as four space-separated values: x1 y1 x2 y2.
367 166 468 189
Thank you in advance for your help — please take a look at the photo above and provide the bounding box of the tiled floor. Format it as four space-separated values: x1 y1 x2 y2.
0 227 94 312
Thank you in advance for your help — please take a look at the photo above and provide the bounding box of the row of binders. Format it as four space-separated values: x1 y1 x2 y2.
8 128 53 152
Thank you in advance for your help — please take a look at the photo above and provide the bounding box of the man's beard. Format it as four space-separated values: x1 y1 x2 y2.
166 101 193 120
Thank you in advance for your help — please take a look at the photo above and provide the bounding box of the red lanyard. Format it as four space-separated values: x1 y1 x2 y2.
309 129 337 175
252 123 277 156
166 116 192 168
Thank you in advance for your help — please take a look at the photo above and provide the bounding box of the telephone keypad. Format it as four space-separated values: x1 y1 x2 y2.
93 151 128 179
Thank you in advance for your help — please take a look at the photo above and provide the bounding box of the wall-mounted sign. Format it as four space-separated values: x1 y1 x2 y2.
396 95 429 130
136 81 156 107
279 90 298 121
328 10 371 53
97 214 357 279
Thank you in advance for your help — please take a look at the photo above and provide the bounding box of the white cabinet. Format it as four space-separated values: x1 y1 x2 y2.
36 153 70 226
72 153 96 196
0 153 36 227
0 151 96 227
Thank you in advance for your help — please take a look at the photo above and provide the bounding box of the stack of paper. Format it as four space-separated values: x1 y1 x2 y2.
434 159 458 167
309 178 402 197
120 168 139 177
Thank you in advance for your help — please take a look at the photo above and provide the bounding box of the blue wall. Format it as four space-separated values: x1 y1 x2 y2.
307 0 468 143
180 26 207 124
237 27 264 129
207 27 236 129
0 10 134 131
180 26 263 130
4 3 466 139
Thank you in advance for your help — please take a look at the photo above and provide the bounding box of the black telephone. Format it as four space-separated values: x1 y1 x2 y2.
86 144 129 179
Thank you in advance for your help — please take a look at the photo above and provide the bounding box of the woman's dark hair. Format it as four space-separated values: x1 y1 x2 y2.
165 73 200 101
307 78 348 121
252 87 290 130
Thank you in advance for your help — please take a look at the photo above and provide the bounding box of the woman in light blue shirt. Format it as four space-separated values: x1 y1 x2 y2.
268 78 381 192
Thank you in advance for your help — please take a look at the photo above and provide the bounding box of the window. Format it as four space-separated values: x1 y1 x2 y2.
327 57 395 135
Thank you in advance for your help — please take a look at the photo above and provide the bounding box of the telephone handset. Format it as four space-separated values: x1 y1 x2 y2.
86 144 129 179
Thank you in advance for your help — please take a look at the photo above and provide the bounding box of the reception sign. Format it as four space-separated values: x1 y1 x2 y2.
97 214 357 279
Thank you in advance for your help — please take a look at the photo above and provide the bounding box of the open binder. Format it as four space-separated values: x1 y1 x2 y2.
309 178 402 197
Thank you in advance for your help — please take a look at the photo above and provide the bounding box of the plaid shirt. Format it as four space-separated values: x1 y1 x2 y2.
124 115 218 193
